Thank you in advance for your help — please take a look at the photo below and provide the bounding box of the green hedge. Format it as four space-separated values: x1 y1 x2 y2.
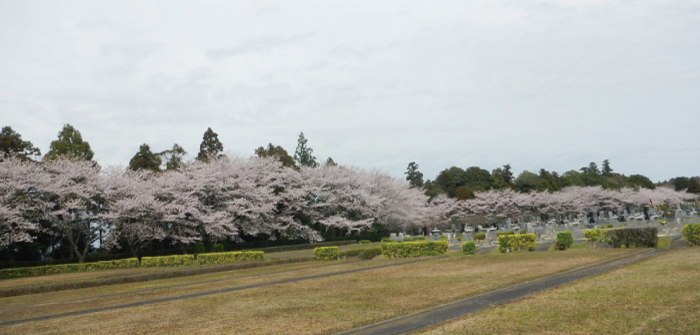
462 241 476 255
314 247 339 261
681 223 700 246
473 232 486 241
604 228 658 248
556 231 574 250
402 237 414 242
0 258 140 279
381 237 395 243
380 241 449 258
359 240 372 244
414 236 427 241
498 234 536 253
141 255 195 267
196 251 264 265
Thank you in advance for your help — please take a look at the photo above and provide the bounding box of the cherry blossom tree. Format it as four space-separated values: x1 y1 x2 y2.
0 158 45 250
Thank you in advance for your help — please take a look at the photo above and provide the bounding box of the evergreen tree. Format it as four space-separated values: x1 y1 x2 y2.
196 127 224 162
293 132 317 167
601 159 613 176
325 157 337 166
44 124 94 161
255 143 296 168
0 126 41 161
158 143 187 171
129 144 162 172
405 162 424 188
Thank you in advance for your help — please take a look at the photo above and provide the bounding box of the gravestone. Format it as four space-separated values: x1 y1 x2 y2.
463 232 474 242
397 232 404 242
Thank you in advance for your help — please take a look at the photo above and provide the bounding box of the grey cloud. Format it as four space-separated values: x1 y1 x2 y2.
206 33 315 59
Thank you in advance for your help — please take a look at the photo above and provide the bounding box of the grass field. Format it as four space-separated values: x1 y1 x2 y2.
416 247 700 335
0 248 635 334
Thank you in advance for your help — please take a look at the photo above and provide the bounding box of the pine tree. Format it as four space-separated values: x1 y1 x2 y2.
129 144 162 172
293 132 317 167
0 126 41 161
44 124 94 161
405 162 424 188
255 143 296 168
196 127 224 162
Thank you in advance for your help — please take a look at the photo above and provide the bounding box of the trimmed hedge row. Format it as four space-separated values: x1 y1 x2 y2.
0 258 140 279
681 223 700 246
497 234 536 253
314 247 340 261
196 251 264 265
604 228 658 248
141 255 195 267
380 241 449 258
462 241 476 255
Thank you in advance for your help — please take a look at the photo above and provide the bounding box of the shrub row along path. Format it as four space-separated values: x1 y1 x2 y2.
0 257 430 327
335 238 687 335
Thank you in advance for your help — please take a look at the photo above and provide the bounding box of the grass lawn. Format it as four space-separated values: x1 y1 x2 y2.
415 247 700 335
0 248 634 334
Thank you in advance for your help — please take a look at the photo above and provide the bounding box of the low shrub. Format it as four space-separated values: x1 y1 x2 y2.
426 241 449 256
193 242 206 254
358 240 372 244
495 231 515 237
456 234 463 241
414 236 427 241
439 235 448 241
498 234 536 253
681 223 700 246
196 251 264 265
606 224 613 228
402 237 414 242
381 237 395 243
141 255 195 267
604 228 658 248
381 241 448 258
473 232 486 241
314 247 339 261
556 231 574 250
213 243 225 252
462 241 476 255
584 229 602 244
357 247 382 260
0 258 141 279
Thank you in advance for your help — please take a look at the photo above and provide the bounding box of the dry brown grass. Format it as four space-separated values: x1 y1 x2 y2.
415 247 700 335
0 249 632 334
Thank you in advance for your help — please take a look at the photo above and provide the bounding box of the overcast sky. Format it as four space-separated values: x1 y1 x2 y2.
1 0 698 183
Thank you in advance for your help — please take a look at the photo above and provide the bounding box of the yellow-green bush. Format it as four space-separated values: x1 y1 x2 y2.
462 241 476 255
381 241 448 258
681 223 700 246
584 229 602 244
498 234 536 253
140 255 195 267
196 251 264 265
314 247 339 260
